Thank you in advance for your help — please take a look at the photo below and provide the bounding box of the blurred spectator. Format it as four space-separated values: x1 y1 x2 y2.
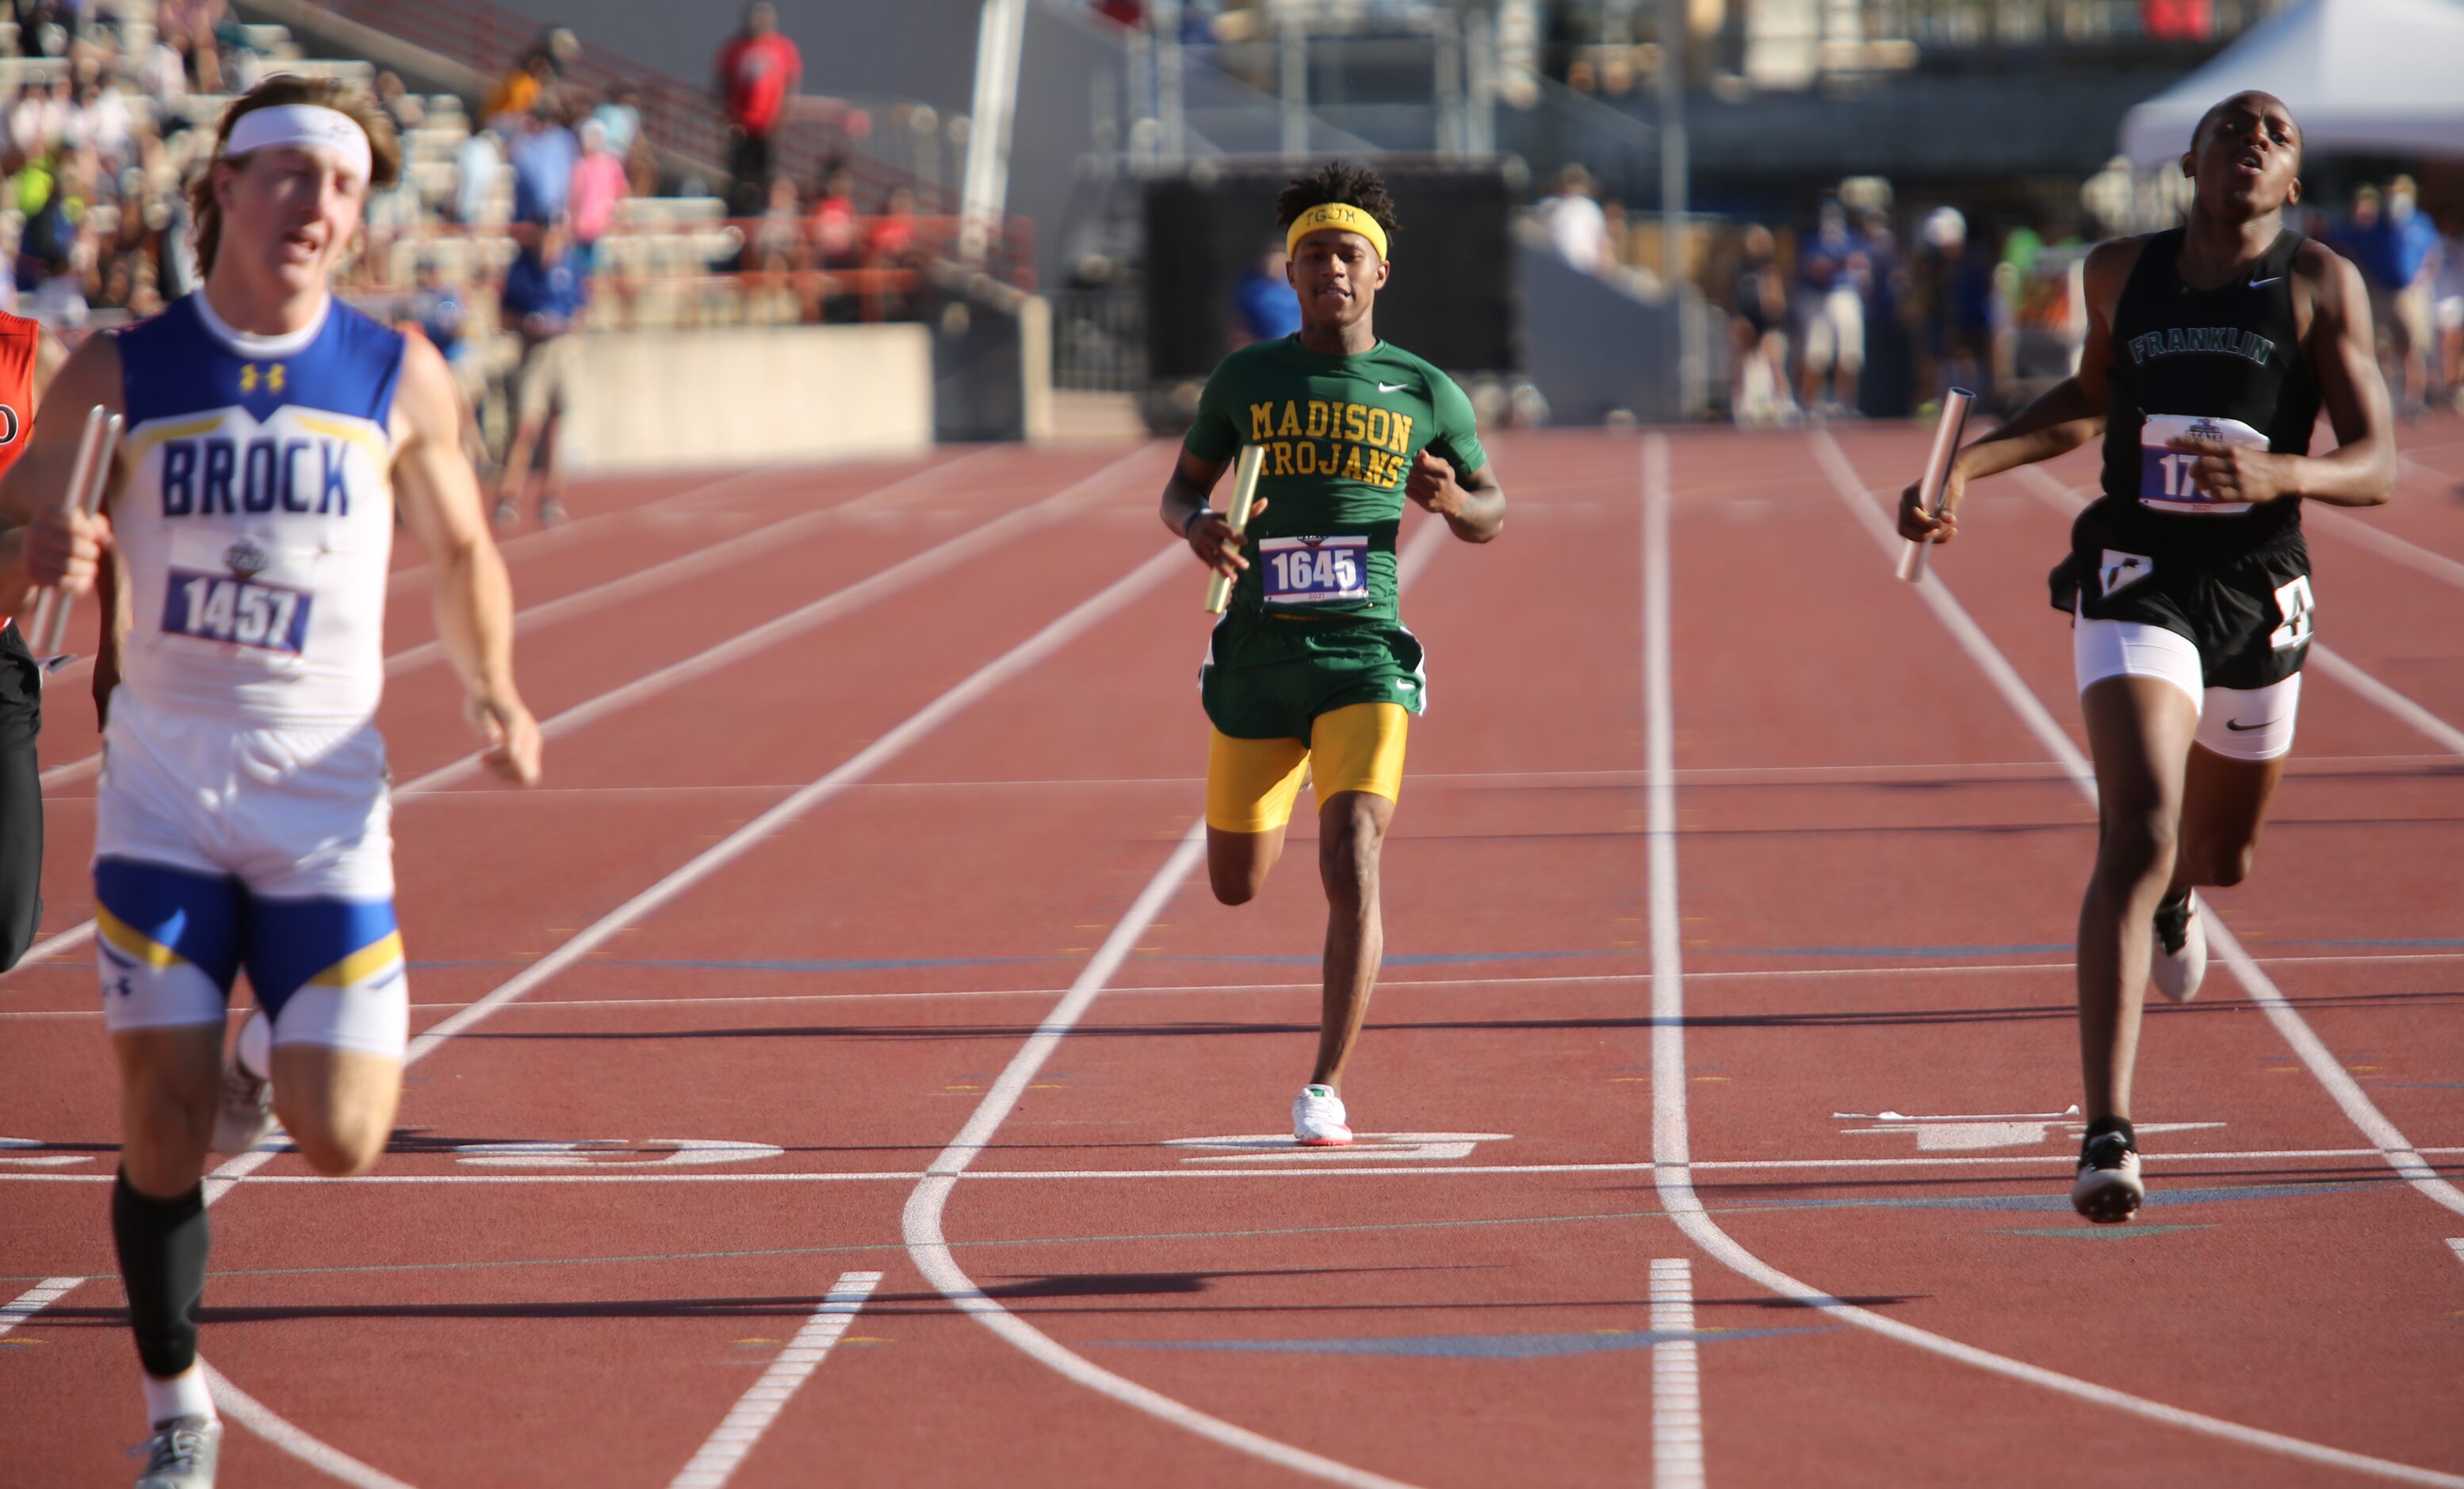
496 218 589 530
487 44 563 131
1728 224 1794 426
407 258 489 469
2436 212 2464 411
1535 163 1608 274
869 185 922 320
508 103 578 226
717 2 802 220
452 125 503 226
568 119 628 272
810 165 858 266
1793 197 1868 416
11 78 66 160
139 30 187 112
1857 208 1911 419
374 71 425 137
1230 242 1300 348
25 239 86 328
2343 176 2441 415
592 80 655 196
753 174 802 273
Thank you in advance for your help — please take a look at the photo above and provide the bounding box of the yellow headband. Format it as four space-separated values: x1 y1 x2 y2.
1286 203 1389 263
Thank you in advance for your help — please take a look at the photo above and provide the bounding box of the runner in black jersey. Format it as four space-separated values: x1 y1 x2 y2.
1897 91 2397 1223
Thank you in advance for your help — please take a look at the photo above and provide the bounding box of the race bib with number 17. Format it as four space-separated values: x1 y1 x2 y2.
2139 413 2267 516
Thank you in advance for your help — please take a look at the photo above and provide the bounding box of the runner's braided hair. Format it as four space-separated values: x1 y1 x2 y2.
1274 160 1399 246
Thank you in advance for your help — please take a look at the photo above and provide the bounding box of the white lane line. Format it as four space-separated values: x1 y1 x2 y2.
1831 438 2464 1221
665 1271 882 1489
18 944 2464 1022
1654 431 2464 1484
897 519 1459 1489
1650 1257 1705 1489
2305 503 2464 593
2448 1238 2464 1270
2013 466 2464 758
3 446 1162 978
0 1276 80 1338
10 1143 2464 1186
201 1364 419 1489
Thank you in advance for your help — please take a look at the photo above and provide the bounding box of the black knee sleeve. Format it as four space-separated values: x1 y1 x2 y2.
111 1170 209 1379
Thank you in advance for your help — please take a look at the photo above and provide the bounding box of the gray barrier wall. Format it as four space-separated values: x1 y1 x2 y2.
560 323 935 473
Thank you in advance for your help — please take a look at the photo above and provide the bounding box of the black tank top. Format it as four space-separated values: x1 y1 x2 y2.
2092 227 2317 555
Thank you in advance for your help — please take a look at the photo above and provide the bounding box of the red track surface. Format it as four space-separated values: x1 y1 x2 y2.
4 418 2462 1487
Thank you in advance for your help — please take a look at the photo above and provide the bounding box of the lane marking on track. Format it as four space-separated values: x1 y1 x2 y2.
4 445 1161 979
17 943 2464 1020
8 1149 2460 1185
1651 1258 1705 1488
1647 431 2464 1485
1162 1132 1511 1163
2015 466 2464 759
0 1276 80 1338
2305 502 2464 593
665 1270 882 1489
897 516 1457 1489
1832 438 2464 1223
2450 1238 2464 1269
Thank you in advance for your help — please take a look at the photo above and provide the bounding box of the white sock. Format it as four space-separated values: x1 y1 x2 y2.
235 1008 272 1081
142 1363 216 1426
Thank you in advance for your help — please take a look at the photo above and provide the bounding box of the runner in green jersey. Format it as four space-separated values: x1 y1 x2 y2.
1157 161 1507 1146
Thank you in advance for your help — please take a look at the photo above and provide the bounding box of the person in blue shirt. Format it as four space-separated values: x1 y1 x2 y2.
1230 243 1302 348
506 102 577 227
495 217 588 527
1793 197 1869 416
2347 176 2442 413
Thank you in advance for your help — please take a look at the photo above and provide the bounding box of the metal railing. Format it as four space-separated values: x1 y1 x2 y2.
305 0 959 214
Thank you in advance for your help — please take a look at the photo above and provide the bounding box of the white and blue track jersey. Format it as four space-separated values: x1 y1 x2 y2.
113 292 407 728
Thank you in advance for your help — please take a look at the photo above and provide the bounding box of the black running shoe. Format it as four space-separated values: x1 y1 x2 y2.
2070 1131 2145 1223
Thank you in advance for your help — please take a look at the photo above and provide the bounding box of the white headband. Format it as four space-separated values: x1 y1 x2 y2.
225 104 373 183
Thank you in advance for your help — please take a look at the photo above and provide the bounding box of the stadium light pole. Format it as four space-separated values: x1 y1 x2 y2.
1156 0 1185 166
1659 0 1703 414
961 0 1031 263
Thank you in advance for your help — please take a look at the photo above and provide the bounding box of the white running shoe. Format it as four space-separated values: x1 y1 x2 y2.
2151 890 2207 1004
131 1414 220 1488
1291 1085 1353 1146
2070 1131 2145 1224
210 1014 274 1156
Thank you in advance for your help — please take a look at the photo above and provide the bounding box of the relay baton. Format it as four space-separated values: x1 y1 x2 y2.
25 405 121 660
1896 388 1975 584
1203 444 1267 615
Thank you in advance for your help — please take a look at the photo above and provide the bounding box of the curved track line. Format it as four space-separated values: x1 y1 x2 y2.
32 450 1154 1487
4 446 1158 978
897 520 1456 1489
1651 432 2464 1484
199 1365 419 1489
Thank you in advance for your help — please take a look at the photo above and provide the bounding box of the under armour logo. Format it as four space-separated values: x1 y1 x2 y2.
239 362 287 394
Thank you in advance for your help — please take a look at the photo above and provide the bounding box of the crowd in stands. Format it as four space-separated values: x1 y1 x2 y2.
1687 176 2464 427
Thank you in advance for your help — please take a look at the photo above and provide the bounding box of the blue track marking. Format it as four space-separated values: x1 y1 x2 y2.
1089 1326 1827 1360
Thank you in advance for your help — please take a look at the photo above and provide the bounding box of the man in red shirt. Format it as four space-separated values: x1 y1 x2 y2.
0 312 70 971
715 2 802 219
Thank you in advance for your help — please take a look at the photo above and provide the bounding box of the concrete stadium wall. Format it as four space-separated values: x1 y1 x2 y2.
559 323 934 473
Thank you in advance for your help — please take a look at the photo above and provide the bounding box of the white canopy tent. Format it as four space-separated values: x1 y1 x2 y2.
2119 0 2464 167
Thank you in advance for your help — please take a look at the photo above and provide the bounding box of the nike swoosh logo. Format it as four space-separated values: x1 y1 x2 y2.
2224 718 2275 732
2248 276 2282 288
1376 382 1407 392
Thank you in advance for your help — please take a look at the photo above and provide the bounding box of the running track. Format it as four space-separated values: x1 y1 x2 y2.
3 417 2461 1486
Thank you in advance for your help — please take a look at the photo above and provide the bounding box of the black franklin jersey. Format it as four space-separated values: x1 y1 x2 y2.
2092 227 2319 557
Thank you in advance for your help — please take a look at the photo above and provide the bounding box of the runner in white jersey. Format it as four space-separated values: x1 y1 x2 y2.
7 77 541 1488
